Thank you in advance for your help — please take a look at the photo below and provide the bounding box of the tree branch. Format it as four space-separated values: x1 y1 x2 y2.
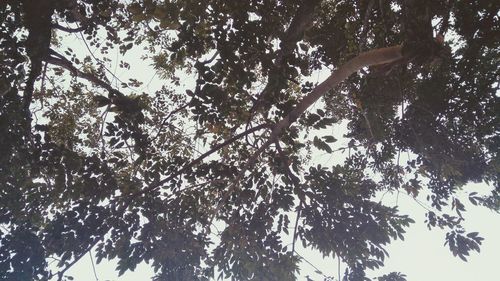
52 123 268 280
53 23 86 33
45 47 272 213
250 0 322 112
207 45 406 232
126 123 270 200
21 0 54 109
269 45 404 139
151 102 190 142
280 0 322 56
45 50 120 95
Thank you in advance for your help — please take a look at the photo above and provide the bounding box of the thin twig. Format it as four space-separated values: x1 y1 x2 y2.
77 31 140 94
151 102 190 142
55 244 91 280
89 249 99 281
294 250 329 279
338 257 341 281
127 123 270 201
291 203 302 255
98 105 110 152
40 61 48 95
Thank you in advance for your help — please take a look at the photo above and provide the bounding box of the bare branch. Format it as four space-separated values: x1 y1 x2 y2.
53 23 85 33
151 102 190 142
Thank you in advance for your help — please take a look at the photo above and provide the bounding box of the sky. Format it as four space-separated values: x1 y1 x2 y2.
44 26 500 281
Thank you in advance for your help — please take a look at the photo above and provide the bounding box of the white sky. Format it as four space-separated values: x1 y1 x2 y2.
46 29 500 281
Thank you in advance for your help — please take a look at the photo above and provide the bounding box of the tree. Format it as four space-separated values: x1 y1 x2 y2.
0 0 498 280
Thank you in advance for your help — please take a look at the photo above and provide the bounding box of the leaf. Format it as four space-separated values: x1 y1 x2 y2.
109 137 119 147
466 232 479 238
313 136 332 153
322 135 337 143
307 113 321 125
468 193 480 206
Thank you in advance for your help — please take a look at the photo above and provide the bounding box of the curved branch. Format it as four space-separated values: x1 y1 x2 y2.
250 45 405 167
207 45 406 232
270 45 404 140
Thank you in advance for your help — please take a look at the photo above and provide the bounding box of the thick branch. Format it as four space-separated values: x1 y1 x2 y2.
280 0 322 56
22 0 54 109
207 45 406 231
271 45 404 140
253 46 405 163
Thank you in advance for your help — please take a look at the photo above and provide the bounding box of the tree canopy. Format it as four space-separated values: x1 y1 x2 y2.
0 0 498 280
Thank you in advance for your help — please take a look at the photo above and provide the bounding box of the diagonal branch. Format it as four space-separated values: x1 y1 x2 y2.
51 123 269 280
45 48 272 202
207 45 407 233
45 49 122 96
126 123 270 200
251 46 405 169
268 46 404 141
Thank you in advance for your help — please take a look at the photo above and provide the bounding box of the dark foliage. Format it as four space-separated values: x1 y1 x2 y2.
0 0 498 280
